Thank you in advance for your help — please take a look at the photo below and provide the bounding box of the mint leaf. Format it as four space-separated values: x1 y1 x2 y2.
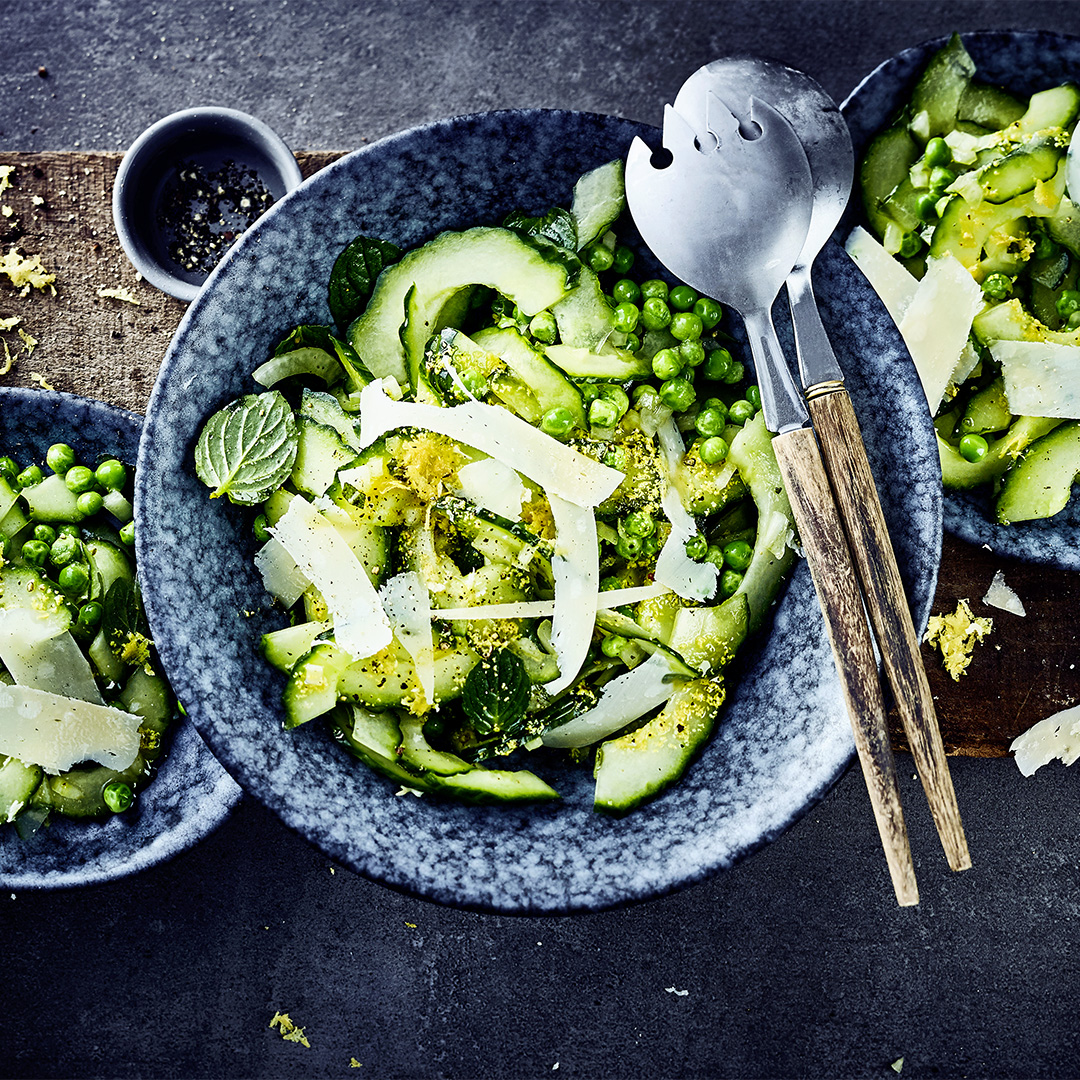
502 206 578 251
461 651 530 738
327 235 403 332
194 391 298 504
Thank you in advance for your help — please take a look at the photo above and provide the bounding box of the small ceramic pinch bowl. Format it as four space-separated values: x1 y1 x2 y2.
112 107 303 302
137 109 942 914
841 30 1080 569
0 388 242 889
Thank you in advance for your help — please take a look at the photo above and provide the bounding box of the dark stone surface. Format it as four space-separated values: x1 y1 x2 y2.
3 1 1080 1077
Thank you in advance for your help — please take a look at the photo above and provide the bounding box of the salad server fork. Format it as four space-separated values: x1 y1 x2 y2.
625 92 919 905
674 59 970 874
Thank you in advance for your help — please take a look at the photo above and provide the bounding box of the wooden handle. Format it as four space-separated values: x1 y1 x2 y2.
772 426 919 906
808 387 971 872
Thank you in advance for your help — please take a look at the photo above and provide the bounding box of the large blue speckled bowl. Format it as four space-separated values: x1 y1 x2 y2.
0 388 241 889
841 29 1080 570
137 110 940 914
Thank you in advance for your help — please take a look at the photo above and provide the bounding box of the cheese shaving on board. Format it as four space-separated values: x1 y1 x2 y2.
1011 704 1080 776
270 496 392 660
357 379 623 507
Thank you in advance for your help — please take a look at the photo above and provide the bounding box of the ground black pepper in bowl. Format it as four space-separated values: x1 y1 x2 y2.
159 159 274 274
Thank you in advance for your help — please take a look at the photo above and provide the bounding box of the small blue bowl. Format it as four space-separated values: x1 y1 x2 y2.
112 107 303 302
841 30 1080 570
0 388 242 889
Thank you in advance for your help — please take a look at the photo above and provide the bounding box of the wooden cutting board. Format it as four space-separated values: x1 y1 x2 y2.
1 151 1077 758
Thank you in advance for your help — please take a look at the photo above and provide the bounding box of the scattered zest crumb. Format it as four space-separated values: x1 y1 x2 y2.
665 986 689 997
0 315 21 331
31 195 44 207
17 328 37 354
405 921 417 929
29 371 53 390
350 1059 362 1068
1 206 13 219
0 166 12 195
1 247 56 296
982 569 1026 616
269 1012 310 1048
96 285 141 306
1010 704 1080 776
923 599 992 680
0 339 12 375
891 1057 904 1073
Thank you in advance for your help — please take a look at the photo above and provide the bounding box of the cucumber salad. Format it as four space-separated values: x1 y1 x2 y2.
848 33 1080 525
0 443 175 835
195 160 798 813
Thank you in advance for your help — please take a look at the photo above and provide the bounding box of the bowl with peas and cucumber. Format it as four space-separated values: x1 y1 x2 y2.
0 388 240 889
137 108 940 913
842 29 1080 570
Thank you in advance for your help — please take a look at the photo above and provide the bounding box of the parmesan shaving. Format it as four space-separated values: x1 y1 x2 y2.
545 493 599 694
1011 704 1080 776
357 379 623 507
430 583 671 621
379 572 435 704
542 652 676 748
270 496 391 660
254 537 310 607
990 339 1080 419
456 457 526 521
982 569 1026 616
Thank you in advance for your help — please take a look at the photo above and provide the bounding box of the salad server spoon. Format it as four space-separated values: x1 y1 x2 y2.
625 90 919 905
673 59 970 875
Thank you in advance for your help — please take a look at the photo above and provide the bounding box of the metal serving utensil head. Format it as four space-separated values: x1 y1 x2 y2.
671 57 853 274
625 91 814 315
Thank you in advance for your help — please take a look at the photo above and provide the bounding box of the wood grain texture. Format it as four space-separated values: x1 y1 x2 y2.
1 152 1077 764
772 426 918 905
809 387 970 871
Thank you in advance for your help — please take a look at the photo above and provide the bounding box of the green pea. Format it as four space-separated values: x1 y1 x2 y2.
49 533 80 568
612 279 641 304
721 359 746 385
623 331 642 353
602 445 632 472
119 520 135 547
718 568 743 598
529 310 558 344
579 382 602 405
76 490 104 517
916 192 940 221
958 433 989 462
64 465 96 495
658 378 695 412
586 243 615 273
640 279 668 301
613 301 640 333
651 347 683 381
982 273 1013 301
702 346 733 382
57 523 81 539
102 780 133 813
621 510 655 539
615 534 643 560
46 443 77 475
612 246 635 275
632 384 661 413
669 284 698 311
898 232 924 259
924 136 951 167
684 532 708 561
746 385 762 410
21 539 50 568
693 296 722 330
1055 289 1080 320
722 539 754 572
76 600 103 631
727 399 756 425
253 514 272 543
679 339 706 368
640 296 672 331
58 561 90 598
703 544 726 569
694 406 726 438
33 523 57 545
601 634 629 658
929 166 956 191
16 464 42 489
670 311 703 342
540 405 576 438
589 397 621 429
699 436 729 464
0 456 19 484
598 384 630 416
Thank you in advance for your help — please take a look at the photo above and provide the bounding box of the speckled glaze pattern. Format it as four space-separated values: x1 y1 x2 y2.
137 110 940 914
840 30 1080 570
0 388 241 889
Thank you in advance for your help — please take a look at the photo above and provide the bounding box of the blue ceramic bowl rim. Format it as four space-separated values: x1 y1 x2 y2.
112 106 304 303
0 387 242 889
839 28 1080 569
137 107 941 913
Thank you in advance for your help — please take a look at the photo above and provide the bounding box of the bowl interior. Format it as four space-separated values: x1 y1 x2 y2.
840 29 1080 569
136 109 941 913
0 388 241 889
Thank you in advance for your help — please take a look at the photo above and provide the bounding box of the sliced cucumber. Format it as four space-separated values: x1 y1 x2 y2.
544 343 651 381
1006 83 1080 137
283 641 354 728
571 159 626 250
262 620 331 674
939 416 1062 490
348 226 572 389
0 756 44 823
290 415 359 498
299 389 364 452
253 347 344 390
19 473 82 522
909 33 976 141
996 420 1080 523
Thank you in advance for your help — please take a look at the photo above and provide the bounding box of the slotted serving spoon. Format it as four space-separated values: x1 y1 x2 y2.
625 91 919 904
673 59 971 876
